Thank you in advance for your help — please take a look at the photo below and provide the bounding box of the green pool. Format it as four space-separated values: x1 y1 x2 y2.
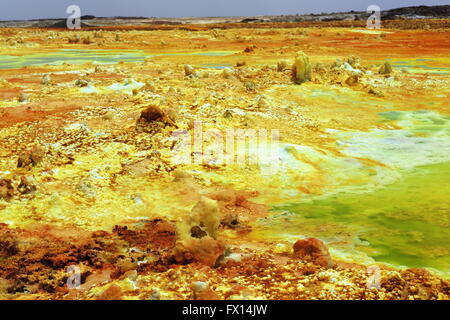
261 162 449 273
0 49 237 69
256 110 450 276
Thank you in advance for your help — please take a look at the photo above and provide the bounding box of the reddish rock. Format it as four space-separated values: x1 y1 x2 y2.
113 218 177 250
191 282 220 300
97 284 122 300
0 233 18 258
224 285 247 299
194 288 220 300
0 179 15 200
293 238 333 268
138 105 176 127
172 237 225 267
17 176 37 195
17 145 45 168
81 269 113 292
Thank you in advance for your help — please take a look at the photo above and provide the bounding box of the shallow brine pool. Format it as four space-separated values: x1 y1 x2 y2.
0 49 237 69
255 110 450 276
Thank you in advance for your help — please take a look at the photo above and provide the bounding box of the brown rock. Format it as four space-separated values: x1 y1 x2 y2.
293 238 333 267
379 61 393 75
113 218 177 251
68 36 80 44
0 179 15 200
381 271 405 292
345 74 359 86
82 36 93 45
172 237 225 267
191 282 220 300
97 284 122 300
17 176 37 195
138 105 176 127
17 145 45 168
0 234 19 258
184 64 196 76
80 269 113 292
194 288 220 300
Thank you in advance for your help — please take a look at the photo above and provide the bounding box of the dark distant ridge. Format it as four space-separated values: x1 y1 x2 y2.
256 5 450 23
81 15 96 20
382 5 450 19
48 20 93 28
0 5 449 28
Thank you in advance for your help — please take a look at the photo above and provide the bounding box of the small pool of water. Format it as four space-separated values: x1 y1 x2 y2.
259 162 449 274
255 110 450 275
0 49 237 69
200 63 232 70
390 58 450 75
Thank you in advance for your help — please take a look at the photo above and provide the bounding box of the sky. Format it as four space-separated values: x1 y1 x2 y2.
0 0 448 20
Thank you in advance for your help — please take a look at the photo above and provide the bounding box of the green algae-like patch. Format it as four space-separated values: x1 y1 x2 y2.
0 49 149 69
0 49 238 69
389 57 450 75
260 161 450 274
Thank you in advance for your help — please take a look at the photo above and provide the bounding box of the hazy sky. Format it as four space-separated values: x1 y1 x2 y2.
0 0 448 20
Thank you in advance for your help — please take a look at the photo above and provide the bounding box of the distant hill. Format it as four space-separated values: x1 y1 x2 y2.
383 5 450 19
48 20 93 28
0 5 449 28
262 5 450 23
